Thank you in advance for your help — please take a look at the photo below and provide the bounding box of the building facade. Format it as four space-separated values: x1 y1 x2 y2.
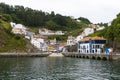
67 36 76 46
78 36 106 54
31 37 46 51
39 28 64 36
11 24 26 35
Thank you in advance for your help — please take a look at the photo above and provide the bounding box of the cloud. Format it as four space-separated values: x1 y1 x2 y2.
0 0 120 23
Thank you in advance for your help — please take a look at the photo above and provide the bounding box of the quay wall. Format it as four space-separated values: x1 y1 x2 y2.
62 52 120 61
0 53 50 58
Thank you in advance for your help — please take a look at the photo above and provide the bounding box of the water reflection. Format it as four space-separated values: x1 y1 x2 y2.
0 57 120 80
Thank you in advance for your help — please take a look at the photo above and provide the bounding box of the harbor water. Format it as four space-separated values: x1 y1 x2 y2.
0 57 120 80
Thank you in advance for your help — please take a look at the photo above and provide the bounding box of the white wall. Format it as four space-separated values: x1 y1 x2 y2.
84 28 94 36
78 43 90 53
31 38 46 51
96 26 105 31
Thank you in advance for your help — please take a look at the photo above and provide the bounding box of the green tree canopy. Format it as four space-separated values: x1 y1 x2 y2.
78 17 91 24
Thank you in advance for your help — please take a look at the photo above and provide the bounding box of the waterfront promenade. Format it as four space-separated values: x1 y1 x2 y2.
62 52 120 60
0 52 120 61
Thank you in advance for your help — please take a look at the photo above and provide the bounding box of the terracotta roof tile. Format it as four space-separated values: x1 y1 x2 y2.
79 36 106 42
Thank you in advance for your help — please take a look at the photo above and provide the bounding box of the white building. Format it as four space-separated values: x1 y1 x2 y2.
39 28 64 36
75 28 94 42
55 31 64 35
11 23 26 35
31 37 46 51
67 36 76 46
10 22 16 28
75 34 85 42
78 36 106 54
83 28 94 36
96 26 105 31
25 31 34 40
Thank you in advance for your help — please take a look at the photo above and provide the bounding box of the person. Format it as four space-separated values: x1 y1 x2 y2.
105 48 109 54
108 48 113 55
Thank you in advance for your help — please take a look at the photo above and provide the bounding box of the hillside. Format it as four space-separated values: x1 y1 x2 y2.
89 13 120 51
0 3 90 31
0 3 92 41
0 15 35 52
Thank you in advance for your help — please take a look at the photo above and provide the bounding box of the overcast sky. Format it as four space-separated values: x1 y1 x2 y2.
0 0 120 23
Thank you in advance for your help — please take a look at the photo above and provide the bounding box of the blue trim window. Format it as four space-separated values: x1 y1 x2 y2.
93 45 95 48
92 50 94 53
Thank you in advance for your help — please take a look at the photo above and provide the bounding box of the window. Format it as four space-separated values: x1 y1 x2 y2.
98 45 100 48
87 50 88 53
96 45 97 48
93 45 94 48
95 49 97 53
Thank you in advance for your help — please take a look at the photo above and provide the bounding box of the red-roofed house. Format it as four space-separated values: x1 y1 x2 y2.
78 36 106 54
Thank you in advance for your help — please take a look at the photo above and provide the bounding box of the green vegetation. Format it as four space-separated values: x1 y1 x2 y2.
89 13 120 51
48 35 68 41
1 2 120 52
78 17 91 24
0 3 92 41
0 3 90 31
0 15 33 52
47 29 83 41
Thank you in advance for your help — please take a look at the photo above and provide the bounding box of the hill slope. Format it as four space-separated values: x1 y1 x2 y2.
89 13 120 51
0 3 90 31
0 16 34 52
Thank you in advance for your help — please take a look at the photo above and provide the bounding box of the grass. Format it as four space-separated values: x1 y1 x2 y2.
0 19 32 52
89 30 104 37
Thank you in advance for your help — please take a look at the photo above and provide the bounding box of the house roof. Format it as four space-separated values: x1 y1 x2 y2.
67 35 75 40
79 36 106 42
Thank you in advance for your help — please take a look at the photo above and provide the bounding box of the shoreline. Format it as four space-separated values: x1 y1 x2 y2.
49 53 64 57
0 52 50 57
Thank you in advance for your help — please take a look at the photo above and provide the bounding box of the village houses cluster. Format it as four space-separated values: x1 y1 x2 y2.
10 22 112 54
67 24 105 46
10 22 65 52
66 24 113 54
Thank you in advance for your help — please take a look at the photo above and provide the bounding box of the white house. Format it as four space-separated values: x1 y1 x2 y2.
10 22 16 28
78 36 106 54
31 37 46 51
67 36 76 46
39 28 64 36
25 31 35 40
11 24 26 35
75 28 94 42
49 38 57 45
96 26 105 31
75 34 85 42
55 31 64 35
83 28 94 36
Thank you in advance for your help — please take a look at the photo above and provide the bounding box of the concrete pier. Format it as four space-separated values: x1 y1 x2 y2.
62 52 120 61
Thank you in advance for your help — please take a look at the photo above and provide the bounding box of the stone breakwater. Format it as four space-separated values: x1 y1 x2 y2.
0 53 50 57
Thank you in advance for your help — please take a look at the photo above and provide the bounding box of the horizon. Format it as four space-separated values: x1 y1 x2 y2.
0 0 120 24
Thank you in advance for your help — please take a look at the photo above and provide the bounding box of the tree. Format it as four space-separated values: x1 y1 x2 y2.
78 17 91 24
52 14 67 26
2 14 12 22
105 13 120 50
45 20 60 30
